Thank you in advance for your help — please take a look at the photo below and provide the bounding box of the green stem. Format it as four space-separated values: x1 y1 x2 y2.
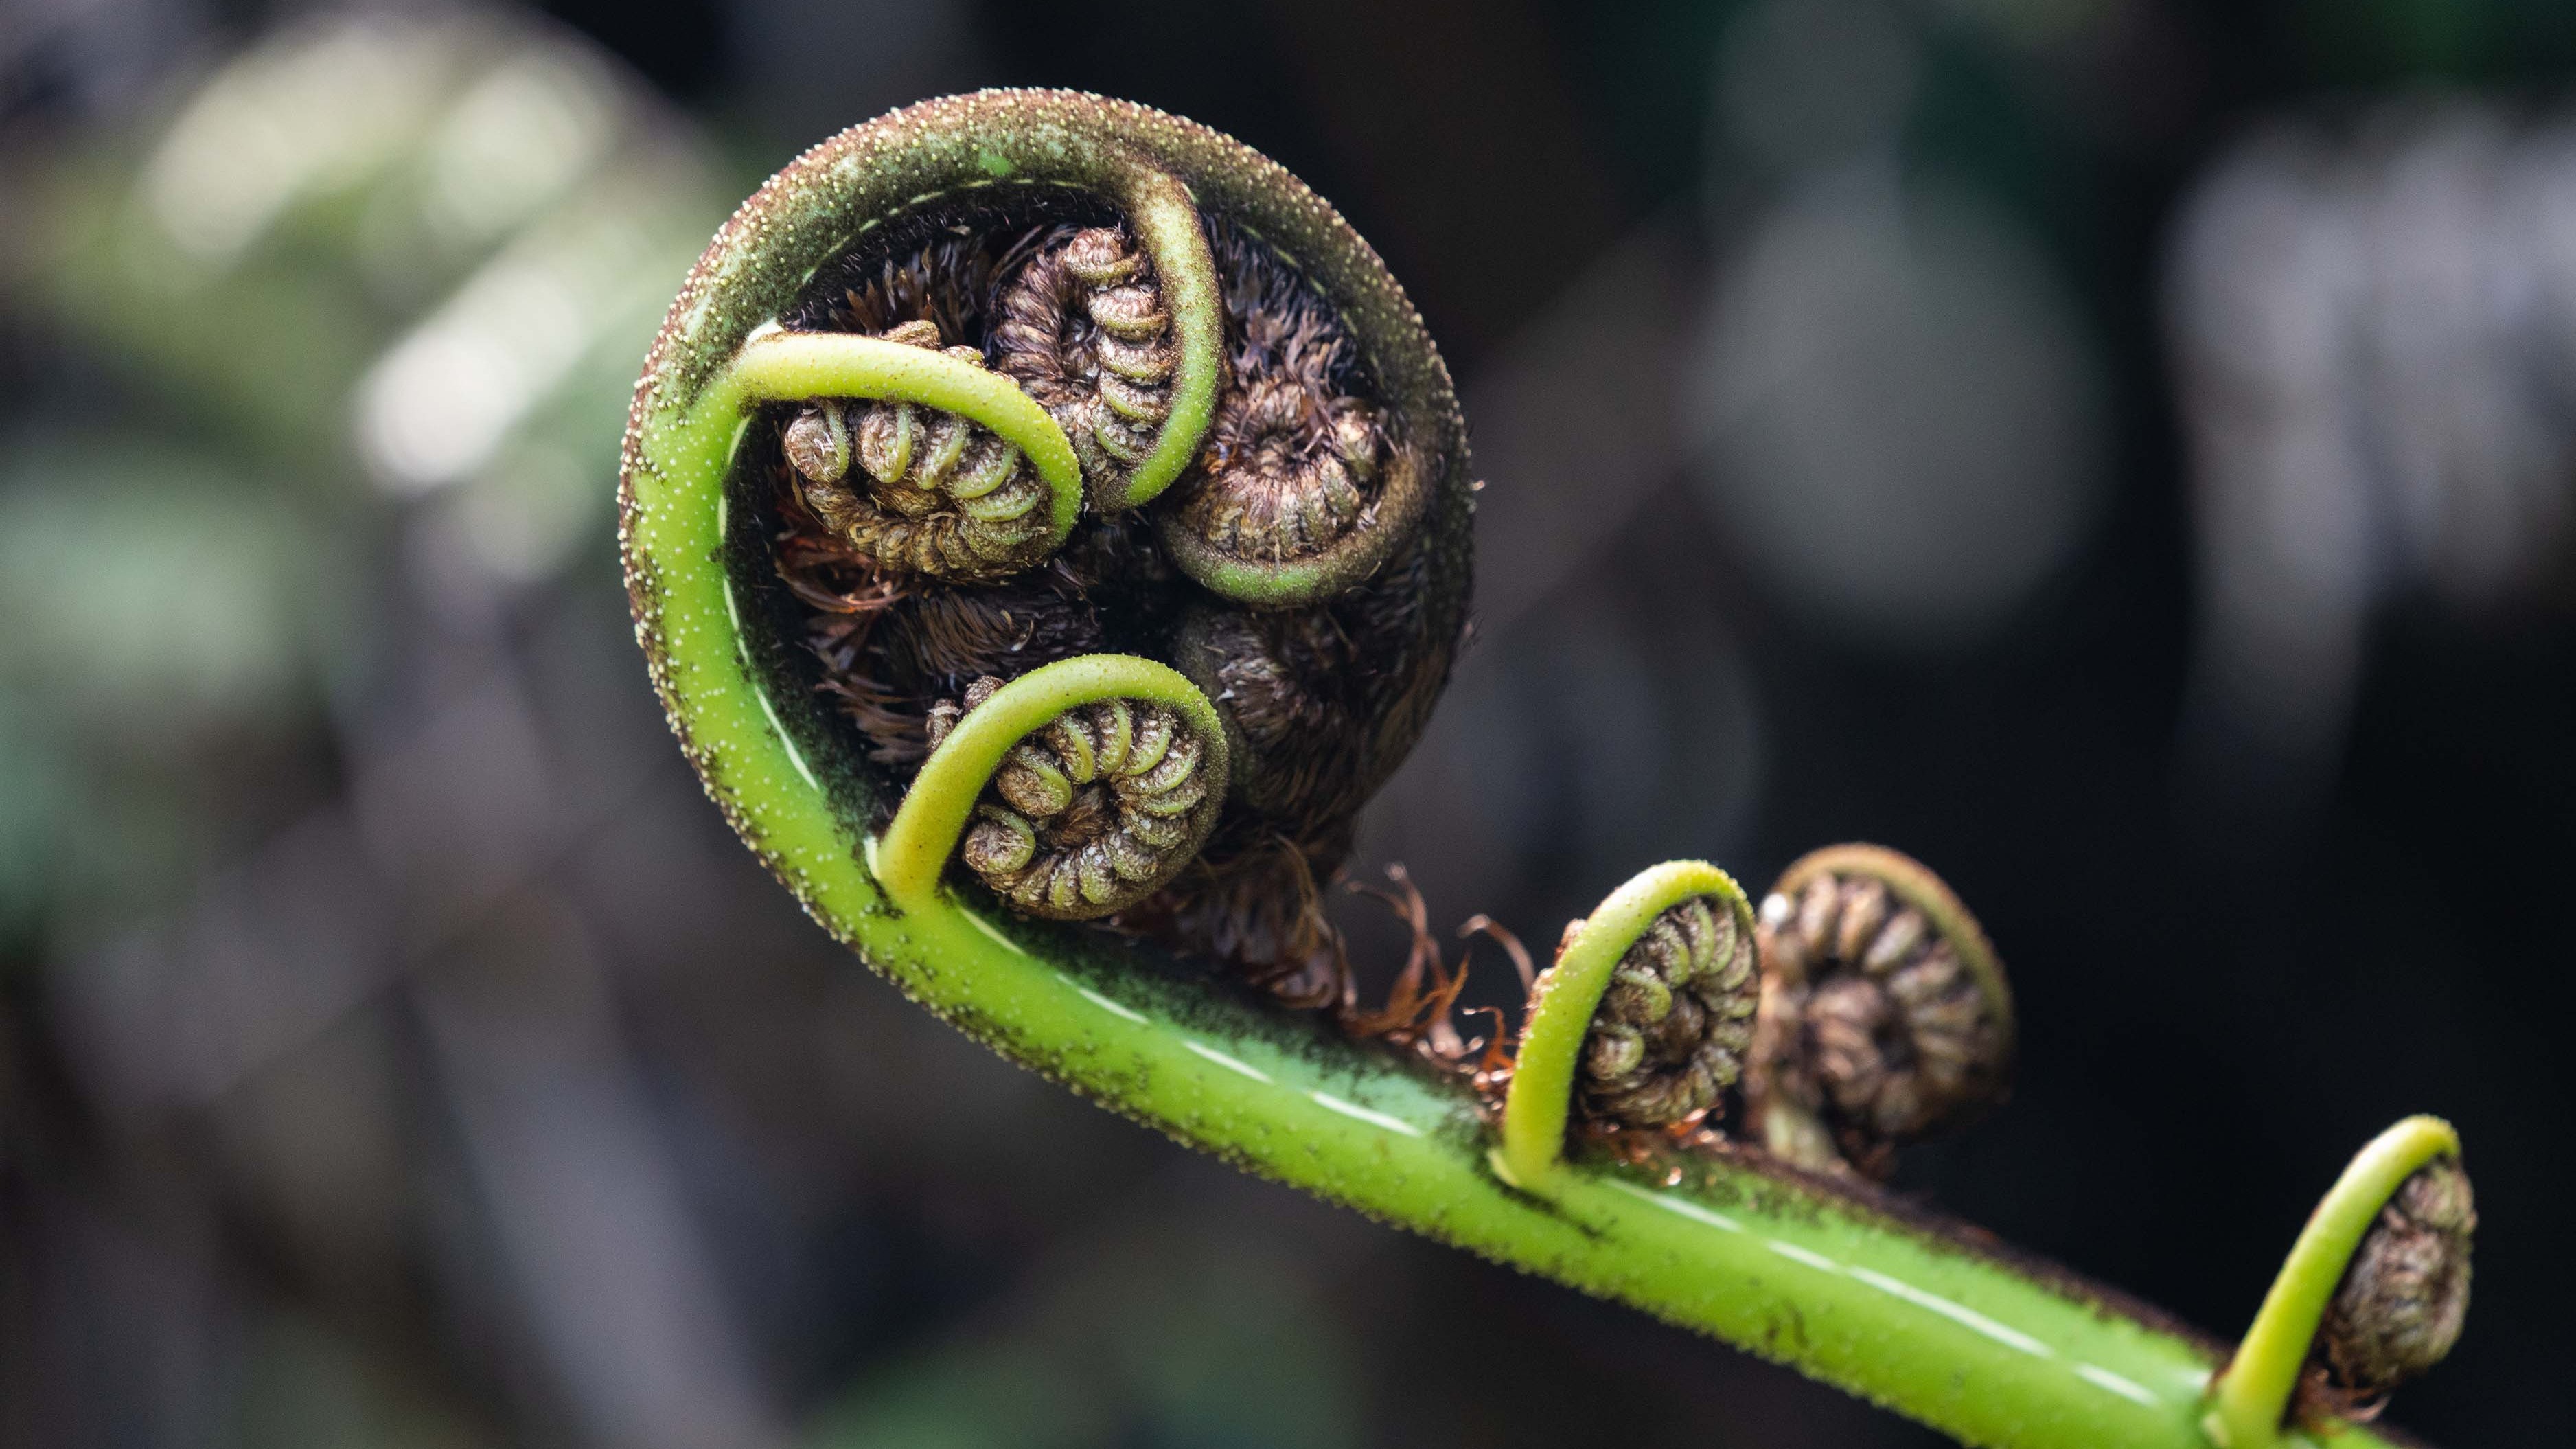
1494 860 1751 1191
2201 1115 2462 1449
872 654 1229 909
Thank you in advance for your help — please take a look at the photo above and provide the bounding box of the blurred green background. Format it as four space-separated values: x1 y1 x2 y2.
4 1 2572 1445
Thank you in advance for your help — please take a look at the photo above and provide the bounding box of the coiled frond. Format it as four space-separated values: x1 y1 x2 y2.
1576 893 1759 1129
1748 845 2013 1177
634 90 1465 990
1153 220 1429 606
2206 1117 2473 1449
783 322 1055 579
867 656 1230 922
1495 862 1758 1191
994 225 1180 509
927 675 1216 918
2317 1158 2475 1410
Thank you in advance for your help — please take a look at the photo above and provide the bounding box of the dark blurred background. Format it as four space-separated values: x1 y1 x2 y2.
1 0 2568 1445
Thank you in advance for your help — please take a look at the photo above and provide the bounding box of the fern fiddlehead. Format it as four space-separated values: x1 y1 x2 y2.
619 91 2470 1449
783 320 1061 580
1747 843 2015 1178
2205 1116 2474 1449
875 654 1230 920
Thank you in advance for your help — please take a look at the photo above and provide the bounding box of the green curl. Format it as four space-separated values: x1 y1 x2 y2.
2203 1115 2464 1449
873 653 1230 911
1495 860 1756 1193
1093 166 1221 511
699 329 1083 550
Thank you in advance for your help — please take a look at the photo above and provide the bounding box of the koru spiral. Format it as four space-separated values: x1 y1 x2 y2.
623 91 1471 961
1747 844 2015 1177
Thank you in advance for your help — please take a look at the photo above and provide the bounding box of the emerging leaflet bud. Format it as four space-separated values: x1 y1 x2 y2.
2319 1157 2475 1405
784 323 1053 580
928 675 1220 920
1576 894 1758 1128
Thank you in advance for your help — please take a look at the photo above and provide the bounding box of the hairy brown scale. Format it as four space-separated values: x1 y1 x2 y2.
780 533 1109 770
1192 608 1364 821
781 321 1053 579
1149 531 1456 995
993 225 1177 497
1753 872 2010 1173
1162 222 1392 564
1144 836 1352 1009
2317 1158 2475 1410
1577 895 1758 1128
930 676 1211 918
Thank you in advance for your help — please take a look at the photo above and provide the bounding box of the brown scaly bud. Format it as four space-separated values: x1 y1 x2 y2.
2316 1157 2475 1408
1576 893 1760 1129
783 322 1053 580
930 676 1217 920
1179 382 1379 562
1748 845 2013 1177
993 225 1177 505
1152 218 1426 606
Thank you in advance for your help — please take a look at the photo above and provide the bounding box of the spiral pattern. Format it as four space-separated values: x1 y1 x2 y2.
1752 862 2010 1170
1179 380 1379 562
930 676 1212 919
1158 220 1396 580
782 321 1052 579
1578 894 1758 1128
722 93 1469 968
993 226 1177 503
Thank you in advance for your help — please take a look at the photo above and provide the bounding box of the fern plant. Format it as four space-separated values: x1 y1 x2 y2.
619 91 2472 1449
